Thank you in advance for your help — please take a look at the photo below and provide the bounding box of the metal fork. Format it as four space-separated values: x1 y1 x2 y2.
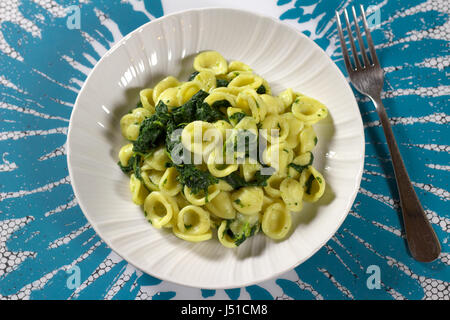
336 6 441 262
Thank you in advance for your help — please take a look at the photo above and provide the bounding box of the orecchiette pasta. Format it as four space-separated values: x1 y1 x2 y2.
218 220 238 248
176 205 211 235
226 70 253 81
212 86 243 98
236 89 266 123
262 202 291 240
240 162 261 182
181 121 221 160
301 166 326 202
260 114 289 143
229 73 264 91
282 112 304 149
117 51 328 247
140 170 160 191
177 81 201 105
234 118 258 137
213 120 233 138
156 86 179 108
204 91 236 107
207 150 239 178
141 145 169 171
263 143 293 176
262 195 277 212
217 179 234 192
172 225 212 242
147 170 164 188
228 61 252 72
260 94 285 115
298 125 317 154
152 76 180 103
193 70 217 92
277 88 300 110
288 152 314 179
118 143 133 167
264 173 284 198
184 184 220 206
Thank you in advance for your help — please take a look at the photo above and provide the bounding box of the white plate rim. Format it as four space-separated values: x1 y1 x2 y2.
67 7 365 289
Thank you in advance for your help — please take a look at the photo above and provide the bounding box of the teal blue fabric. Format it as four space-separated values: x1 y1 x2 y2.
0 0 448 299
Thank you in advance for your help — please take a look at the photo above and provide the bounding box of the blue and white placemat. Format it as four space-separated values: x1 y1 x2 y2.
0 0 448 300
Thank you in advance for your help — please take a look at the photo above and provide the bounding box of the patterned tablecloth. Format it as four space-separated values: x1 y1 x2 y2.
0 0 448 300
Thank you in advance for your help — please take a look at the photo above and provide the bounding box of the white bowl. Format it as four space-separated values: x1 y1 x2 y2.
67 8 364 289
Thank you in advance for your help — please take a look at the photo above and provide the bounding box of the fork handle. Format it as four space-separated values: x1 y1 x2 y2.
372 96 441 262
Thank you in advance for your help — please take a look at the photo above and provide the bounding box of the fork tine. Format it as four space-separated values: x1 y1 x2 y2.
351 6 370 68
360 5 379 66
335 11 354 72
343 9 362 70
